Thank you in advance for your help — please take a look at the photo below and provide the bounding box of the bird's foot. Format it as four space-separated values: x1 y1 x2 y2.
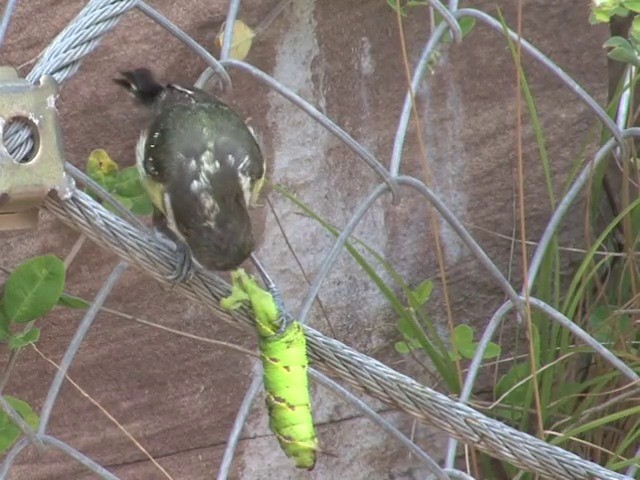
248 253 294 334
168 241 194 283
265 277 294 335
155 232 194 284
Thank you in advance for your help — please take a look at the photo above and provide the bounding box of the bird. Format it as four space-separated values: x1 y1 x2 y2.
114 68 265 278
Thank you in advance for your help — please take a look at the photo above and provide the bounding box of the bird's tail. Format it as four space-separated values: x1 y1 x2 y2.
113 68 164 105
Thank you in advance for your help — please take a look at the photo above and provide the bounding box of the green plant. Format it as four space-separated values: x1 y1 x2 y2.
0 255 65 351
480 7 640 477
0 147 154 454
0 396 38 452
276 184 465 393
591 1 640 67
0 255 68 452
86 149 153 216
270 6 640 477
448 325 500 362
591 1 640 25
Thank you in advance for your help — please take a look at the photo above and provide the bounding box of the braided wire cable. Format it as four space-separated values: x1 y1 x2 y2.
4 0 138 161
0 0 636 478
41 190 633 480
0 0 18 49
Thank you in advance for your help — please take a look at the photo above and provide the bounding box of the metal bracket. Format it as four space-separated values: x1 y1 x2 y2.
0 67 71 231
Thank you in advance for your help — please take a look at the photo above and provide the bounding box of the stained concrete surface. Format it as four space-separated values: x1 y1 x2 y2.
0 1 609 478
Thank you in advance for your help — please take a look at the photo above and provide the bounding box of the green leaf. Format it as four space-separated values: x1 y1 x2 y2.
607 46 640 67
453 324 473 344
3 255 66 324
588 306 632 343
631 16 640 42
396 312 417 340
0 305 9 341
590 2 628 24
0 396 39 453
396 311 427 350
4 397 38 428
104 194 134 214
396 312 413 338
589 10 608 24
394 341 411 354
386 0 406 15
459 17 476 38
443 17 476 42
529 323 541 366
448 350 461 361
457 342 478 360
588 305 609 330
495 362 532 407
113 167 145 197
127 194 154 216
603 36 633 50
215 20 256 62
0 420 19 453
483 342 501 359
396 310 424 346
96 164 154 216
409 279 432 307
8 328 40 350
596 0 620 7
57 293 90 310
452 324 475 360
624 0 640 13
615 5 633 16
450 324 501 360
86 149 119 189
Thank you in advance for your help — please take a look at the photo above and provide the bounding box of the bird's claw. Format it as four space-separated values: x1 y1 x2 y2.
152 224 194 284
267 282 294 335
167 241 194 284
249 254 294 334
275 311 295 335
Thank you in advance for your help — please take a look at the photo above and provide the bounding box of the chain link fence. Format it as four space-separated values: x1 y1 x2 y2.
0 0 638 479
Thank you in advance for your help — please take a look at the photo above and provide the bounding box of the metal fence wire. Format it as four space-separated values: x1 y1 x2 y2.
0 0 638 479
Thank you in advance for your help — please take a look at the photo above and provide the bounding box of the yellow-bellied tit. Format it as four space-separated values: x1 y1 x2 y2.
114 68 266 279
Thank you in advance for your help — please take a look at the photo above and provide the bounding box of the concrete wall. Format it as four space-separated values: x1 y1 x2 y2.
0 1 609 478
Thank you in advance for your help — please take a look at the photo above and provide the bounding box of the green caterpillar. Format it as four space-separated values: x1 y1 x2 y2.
221 270 317 470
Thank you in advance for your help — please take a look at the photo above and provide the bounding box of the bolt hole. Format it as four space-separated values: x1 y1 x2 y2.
2 116 40 163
